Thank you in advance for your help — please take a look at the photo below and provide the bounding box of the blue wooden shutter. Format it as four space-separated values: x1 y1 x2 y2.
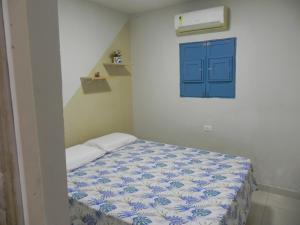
206 38 236 98
180 42 206 97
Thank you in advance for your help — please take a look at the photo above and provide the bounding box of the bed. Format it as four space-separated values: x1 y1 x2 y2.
67 138 256 225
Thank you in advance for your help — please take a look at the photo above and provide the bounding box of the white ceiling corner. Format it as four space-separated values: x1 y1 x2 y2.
89 0 193 14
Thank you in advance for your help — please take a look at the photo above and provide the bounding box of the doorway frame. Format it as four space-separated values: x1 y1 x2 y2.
0 1 25 224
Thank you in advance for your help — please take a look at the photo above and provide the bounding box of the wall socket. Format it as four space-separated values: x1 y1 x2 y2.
203 125 213 132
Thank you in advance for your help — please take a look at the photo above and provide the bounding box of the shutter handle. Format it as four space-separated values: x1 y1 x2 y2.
208 67 212 71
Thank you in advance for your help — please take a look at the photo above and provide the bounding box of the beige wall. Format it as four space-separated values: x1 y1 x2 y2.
58 0 129 105
64 23 133 147
131 0 300 192
59 0 133 147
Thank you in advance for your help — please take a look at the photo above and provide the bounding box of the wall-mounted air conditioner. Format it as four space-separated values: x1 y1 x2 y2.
175 6 229 35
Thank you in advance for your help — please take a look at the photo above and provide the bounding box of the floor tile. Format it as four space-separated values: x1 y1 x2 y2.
246 191 300 225
246 191 269 225
246 202 265 225
267 193 300 212
252 190 269 205
261 206 300 225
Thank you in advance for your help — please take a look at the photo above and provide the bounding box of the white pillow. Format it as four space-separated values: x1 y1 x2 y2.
84 133 137 152
65 145 106 171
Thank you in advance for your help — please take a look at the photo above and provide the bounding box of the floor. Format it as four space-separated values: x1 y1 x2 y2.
246 191 300 225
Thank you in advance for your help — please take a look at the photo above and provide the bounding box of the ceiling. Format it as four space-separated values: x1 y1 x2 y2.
89 0 193 14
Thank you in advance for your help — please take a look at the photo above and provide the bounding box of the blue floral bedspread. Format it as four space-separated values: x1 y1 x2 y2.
68 140 256 225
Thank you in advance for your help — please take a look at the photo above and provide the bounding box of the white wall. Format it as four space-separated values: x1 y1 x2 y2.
58 0 128 105
131 0 300 192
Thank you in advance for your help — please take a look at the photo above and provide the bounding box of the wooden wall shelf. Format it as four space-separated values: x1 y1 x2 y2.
80 76 109 82
103 63 131 77
103 63 130 67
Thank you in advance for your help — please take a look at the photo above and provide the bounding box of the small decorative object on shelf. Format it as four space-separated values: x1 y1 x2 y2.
111 50 122 64
94 72 100 78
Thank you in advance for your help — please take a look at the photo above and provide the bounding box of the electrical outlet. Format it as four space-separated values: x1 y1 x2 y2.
203 125 213 132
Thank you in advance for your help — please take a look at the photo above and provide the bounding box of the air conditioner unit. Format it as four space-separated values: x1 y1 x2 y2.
175 6 229 35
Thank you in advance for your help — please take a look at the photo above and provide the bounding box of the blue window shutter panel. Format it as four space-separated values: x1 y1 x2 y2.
180 42 206 97
206 38 236 98
179 38 236 98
